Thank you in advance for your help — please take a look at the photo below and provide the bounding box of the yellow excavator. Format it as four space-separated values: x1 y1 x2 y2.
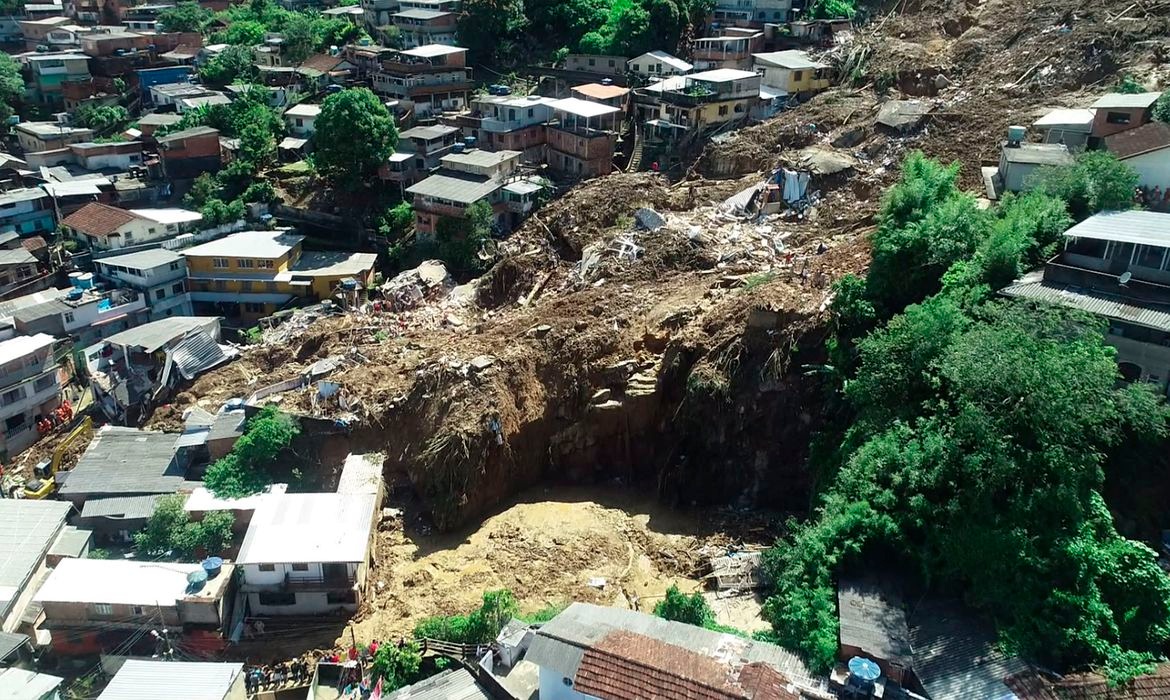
20 416 93 499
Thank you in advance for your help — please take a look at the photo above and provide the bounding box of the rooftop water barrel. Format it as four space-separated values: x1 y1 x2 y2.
202 557 224 579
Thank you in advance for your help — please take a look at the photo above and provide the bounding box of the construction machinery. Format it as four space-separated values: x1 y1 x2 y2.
14 416 93 499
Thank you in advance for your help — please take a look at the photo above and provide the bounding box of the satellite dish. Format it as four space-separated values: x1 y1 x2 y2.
1119 271 1133 285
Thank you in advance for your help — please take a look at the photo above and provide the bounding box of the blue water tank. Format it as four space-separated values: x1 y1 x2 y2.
186 569 208 593
202 557 224 579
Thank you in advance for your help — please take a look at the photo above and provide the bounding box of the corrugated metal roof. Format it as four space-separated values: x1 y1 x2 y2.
171 331 229 380
837 580 913 665
384 668 492 700
909 600 1027 700
529 603 818 691
79 495 163 520
1060 210 1170 247
237 493 377 565
1090 92 1161 109
207 410 245 442
0 667 63 699
104 316 219 353
406 172 498 204
96 247 184 270
1001 274 1170 332
0 630 29 662
0 500 70 621
58 427 185 499
1002 143 1073 166
97 660 242 700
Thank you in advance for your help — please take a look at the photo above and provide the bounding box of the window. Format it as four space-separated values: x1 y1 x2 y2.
212 257 230 269
326 590 357 605
1106 111 1131 125
238 259 255 269
5 414 24 431
291 563 309 571
1 387 23 406
588 58 596 66
632 64 640 73
172 282 184 294
608 59 615 67
147 228 156 234
91 603 114 616
295 118 303 127
17 266 33 279
528 108 534 118
258 563 275 572
64 312 75 324
169 261 181 271
258 592 297 606
215 280 227 291
258 259 274 269
718 105 729 116
793 70 803 82
34 374 54 391
508 109 516 120
131 606 145 615
155 289 166 300
1135 244 1167 270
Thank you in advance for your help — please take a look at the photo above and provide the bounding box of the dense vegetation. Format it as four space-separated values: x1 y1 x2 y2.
0 53 23 125
134 494 236 557
762 151 1170 684
457 0 715 66
413 589 520 644
204 406 301 498
313 88 398 190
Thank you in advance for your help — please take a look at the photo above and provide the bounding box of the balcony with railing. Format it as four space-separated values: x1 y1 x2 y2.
242 570 357 593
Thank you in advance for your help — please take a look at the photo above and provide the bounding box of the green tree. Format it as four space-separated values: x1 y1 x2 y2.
433 200 493 273
73 104 130 132
204 406 300 498
1115 75 1146 94
313 88 397 189
184 173 220 208
805 0 856 18
1154 92 1170 123
238 122 276 169
199 197 246 226
133 494 189 555
215 20 267 47
134 495 236 557
370 642 423 692
414 589 518 644
240 180 279 204
281 13 316 64
653 585 712 626
378 201 414 240
158 1 212 31
0 53 23 125
1032 151 1138 221
200 45 258 87
458 0 528 65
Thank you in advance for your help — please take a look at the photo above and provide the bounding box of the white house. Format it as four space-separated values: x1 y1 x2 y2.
1105 121 1170 191
628 50 693 79
284 103 322 138
62 203 203 251
236 492 377 616
93 248 193 319
0 333 62 459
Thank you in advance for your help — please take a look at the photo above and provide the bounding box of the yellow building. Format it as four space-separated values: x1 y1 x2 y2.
638 68 761 135
183 230 377 322
751 50 832 98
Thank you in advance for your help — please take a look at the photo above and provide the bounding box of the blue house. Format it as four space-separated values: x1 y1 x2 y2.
0 188 55 237
136 66 195 100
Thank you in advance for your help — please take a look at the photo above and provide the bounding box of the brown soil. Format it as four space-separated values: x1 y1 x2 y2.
351 485 779 643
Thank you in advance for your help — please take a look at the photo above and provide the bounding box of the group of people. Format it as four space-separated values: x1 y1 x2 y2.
1136 185 1170 212
35 399 73 436
243 658 313 694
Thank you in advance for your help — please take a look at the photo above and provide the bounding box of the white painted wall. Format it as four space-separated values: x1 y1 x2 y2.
538 665 601 700
1123 148 1170 190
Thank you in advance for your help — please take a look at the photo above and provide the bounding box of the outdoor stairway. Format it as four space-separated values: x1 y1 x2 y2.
626 370 658 397
627 130 645 172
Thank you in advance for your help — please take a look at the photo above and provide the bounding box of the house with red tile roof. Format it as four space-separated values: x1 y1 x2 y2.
525 602 821 700
62 203 202 252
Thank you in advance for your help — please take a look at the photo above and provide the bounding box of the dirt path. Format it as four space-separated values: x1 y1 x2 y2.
350 485 778 644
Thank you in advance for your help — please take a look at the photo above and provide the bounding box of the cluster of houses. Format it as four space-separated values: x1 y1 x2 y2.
970 90 1170 399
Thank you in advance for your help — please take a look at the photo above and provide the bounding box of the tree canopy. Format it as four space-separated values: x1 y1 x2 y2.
371 642 423 693
204 407 300 498
1030 150 1139 221
158 1 212 32
0 53 24 125
313 88 398 189
199 45 258 87
764 152 1170 683
133 494 236 557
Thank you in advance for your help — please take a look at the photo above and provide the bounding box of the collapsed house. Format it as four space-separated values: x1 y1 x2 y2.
85 316 239 425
